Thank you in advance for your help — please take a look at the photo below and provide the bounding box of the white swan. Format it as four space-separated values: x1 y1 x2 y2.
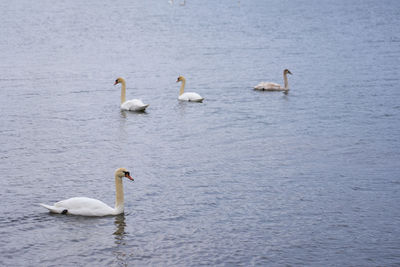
114 77 149 111
176 76 204 102
254 69 292 92
40 168 134 216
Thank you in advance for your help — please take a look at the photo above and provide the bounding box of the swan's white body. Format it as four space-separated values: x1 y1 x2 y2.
178 92 203 102
254 69 292 92
254 82 284 91
176 76 204 102
40 168 134 217
40 197 117 216
115 78 149 111
121 99 149 111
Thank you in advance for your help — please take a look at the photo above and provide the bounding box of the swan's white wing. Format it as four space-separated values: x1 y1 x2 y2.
40 203 66 214
41 197 116 216
178 92 204 102
254 82 284 91
254 82 267 90
121 99 149 111
264 82 282 90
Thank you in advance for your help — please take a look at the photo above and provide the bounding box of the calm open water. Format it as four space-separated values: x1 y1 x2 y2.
1 0 399 266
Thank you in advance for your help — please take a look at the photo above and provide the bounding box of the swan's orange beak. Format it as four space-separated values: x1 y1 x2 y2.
114 81 118 85
124 172 134 181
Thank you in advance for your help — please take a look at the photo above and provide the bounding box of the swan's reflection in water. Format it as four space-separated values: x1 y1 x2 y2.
113 214 129 266
120 110 127 119
113 214 126 243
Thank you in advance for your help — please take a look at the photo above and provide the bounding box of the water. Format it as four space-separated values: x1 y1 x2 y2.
1 0 399 266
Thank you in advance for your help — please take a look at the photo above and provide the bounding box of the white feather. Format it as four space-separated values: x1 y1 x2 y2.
178 92 204 102
40 197 116 216
121 99 149 111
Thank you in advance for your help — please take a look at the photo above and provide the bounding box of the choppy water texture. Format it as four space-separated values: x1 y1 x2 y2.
1 0 399 266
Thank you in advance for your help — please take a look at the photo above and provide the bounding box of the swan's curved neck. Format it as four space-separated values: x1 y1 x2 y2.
120 80 126 104
283 72 289 89
114 175 124 214
179 79 186 96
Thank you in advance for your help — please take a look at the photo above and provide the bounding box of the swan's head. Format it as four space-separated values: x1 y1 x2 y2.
114 77 125 85
284 69 292 75
176 75 185 83
115 167 134 181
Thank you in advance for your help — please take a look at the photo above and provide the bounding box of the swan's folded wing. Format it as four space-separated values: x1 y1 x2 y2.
121 99 149 111
264 82 281 89
40 203 65 214
179 92 204 102
254 82 267 90
254 82 283 90
41 197 116 216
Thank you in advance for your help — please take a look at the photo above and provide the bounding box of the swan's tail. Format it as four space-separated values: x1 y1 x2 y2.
133 104 149 112
40 203 65 214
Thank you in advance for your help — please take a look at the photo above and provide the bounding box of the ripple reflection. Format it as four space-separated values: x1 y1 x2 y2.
112 214 129 266
113 214 126 243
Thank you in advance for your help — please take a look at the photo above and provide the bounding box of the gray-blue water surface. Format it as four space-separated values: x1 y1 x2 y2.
1 0 399 266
